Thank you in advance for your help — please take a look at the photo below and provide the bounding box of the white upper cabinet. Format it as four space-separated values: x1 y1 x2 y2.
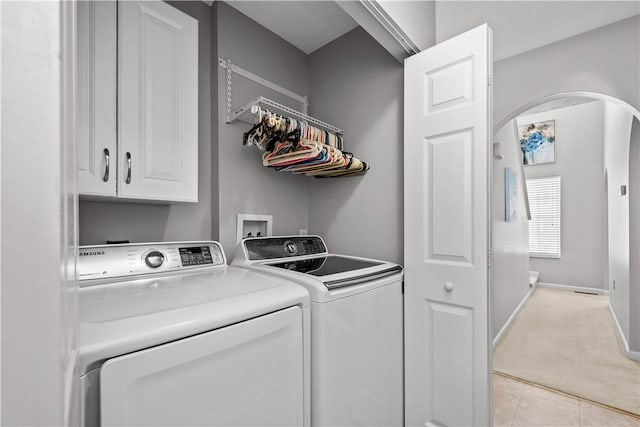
77 1 117 197
77 1 198 203
118 1 198 202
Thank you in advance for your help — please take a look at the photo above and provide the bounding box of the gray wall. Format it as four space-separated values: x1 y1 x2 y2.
79 1 213 245
629 120 640 352
604 102 633 345
494 16 640 124
520 101 607 289
492 122 530 341
215 2 311 257
306 27 404 264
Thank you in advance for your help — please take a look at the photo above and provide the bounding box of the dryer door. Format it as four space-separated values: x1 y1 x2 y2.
100 306 303 426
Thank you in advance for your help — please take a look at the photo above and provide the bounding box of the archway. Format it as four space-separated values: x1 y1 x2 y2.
491 91 640 420
495 91 640 133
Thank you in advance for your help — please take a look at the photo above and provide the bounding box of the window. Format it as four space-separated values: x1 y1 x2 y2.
526 176 561 258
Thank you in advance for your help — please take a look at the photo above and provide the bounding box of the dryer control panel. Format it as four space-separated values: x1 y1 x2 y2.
79 241 226 284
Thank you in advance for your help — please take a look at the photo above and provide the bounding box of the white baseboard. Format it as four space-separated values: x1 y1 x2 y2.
493 284 536 350
495 282 638 360
537 282 609 295
606 302 639 362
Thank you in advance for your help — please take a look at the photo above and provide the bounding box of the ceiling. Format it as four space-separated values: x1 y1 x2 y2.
435 1 640 61
224 1 358 54
222 1 639 60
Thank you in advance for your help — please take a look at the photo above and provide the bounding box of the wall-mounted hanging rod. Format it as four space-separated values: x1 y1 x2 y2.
229 97 344 135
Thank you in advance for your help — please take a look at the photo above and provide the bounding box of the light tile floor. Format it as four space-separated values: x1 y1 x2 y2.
493 374 640 427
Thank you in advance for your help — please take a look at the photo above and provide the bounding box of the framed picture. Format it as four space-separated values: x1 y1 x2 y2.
505 167 518 222
519 120 555 165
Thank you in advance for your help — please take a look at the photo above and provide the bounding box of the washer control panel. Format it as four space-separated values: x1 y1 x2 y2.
144 250 166 268
179 246 215 266
79 241 226 284
243 236 327 260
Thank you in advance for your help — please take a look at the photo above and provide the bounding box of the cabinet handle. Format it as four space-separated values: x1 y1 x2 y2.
102 148 110 182
125 152 132 184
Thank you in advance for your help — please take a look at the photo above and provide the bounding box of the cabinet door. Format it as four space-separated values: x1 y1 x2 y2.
118 1 198 202
76 0 117 197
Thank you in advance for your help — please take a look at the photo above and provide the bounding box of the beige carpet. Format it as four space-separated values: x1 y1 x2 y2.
493 287 640 416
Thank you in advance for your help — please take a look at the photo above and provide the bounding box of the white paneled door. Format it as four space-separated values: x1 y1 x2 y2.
118 1 198 202
404 24 493 426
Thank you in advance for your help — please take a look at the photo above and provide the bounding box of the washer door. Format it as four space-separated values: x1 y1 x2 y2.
100 306 303 426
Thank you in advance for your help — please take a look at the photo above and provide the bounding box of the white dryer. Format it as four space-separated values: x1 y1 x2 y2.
78 241 310 426
232 236 404 427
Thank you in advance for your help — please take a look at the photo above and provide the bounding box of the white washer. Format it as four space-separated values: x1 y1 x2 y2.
78 241 310 426
232 236 404 427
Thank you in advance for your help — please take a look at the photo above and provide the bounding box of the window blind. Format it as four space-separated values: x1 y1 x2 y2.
526 176 561 258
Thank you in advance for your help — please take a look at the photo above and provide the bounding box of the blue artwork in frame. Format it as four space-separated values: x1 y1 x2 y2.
519 120 555 165
505 167 518 222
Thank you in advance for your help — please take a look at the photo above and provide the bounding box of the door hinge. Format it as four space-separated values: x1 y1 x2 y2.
488 73 492 87
488 250 492 268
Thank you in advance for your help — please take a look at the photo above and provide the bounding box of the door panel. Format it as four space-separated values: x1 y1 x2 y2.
76 0 117 196
427 130 473 263
101 307 304 426
404 24 492 426
429 301 474 426
142 6 180 181
425 57 474 113
118 1 198 202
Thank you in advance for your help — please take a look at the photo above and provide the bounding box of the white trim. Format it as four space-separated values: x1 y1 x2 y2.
504 283 637 361
335 1 406 62
536 284 638 361
628 350 640 362
0 1 3 422
358 0 419 55
606 302 638 361
62 0 80 424
494 91 640 134
493 285 536 349
537 282 609 295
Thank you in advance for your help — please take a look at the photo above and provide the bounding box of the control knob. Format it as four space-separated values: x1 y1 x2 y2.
145 251 165 268
284 240 298 255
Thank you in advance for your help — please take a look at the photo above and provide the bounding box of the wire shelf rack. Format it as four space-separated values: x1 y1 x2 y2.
228 96 345 135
